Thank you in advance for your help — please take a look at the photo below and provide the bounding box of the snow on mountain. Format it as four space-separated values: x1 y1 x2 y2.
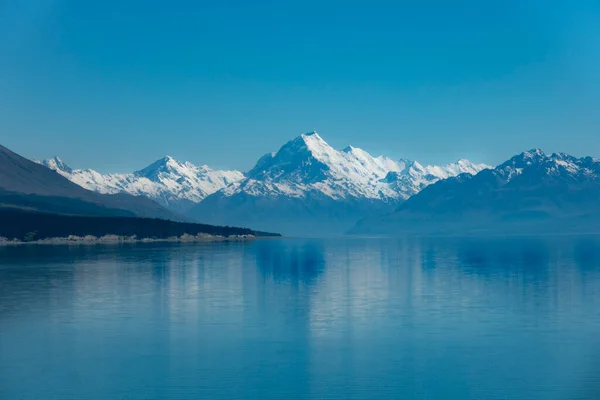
231 131 489 201
351 148 600 236
494 149 600 183
381 158 490 198
41 156 73 174
188 131 489 235
39 131 488 234
39 156 244 213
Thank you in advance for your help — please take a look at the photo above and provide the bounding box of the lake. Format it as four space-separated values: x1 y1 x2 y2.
1 236 600 399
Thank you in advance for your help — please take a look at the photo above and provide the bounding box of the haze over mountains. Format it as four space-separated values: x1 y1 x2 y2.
8 130 597 236
189 132 488 234
41 156 244 213
0 144 178 220
352 149 600 235
40 132 489 235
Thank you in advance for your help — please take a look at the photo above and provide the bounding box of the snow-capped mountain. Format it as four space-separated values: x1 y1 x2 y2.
351 149 600 235
381 158 488 198
39 156 244 213
495 148 600 183
222 132 488 201
0 145 180 221
188 131 489 235
39 131 487 233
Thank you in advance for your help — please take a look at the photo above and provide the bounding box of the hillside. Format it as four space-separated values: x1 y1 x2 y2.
350 150 600 235
0 145 180 220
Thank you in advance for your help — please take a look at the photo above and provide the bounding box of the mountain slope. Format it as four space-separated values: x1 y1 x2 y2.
351 149 600 235
0 145 179 220
188 132 488 235
40 156 244 213
241 132 487 201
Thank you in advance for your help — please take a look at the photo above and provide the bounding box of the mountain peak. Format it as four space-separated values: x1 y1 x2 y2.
500 148 547 171
299 131 332 149
524 148 545 159
41 156 72 173
160 155 179 166
342 145 370 157
302 130 320 137
285 131 335 160
246 132 333 183
135 155 185 178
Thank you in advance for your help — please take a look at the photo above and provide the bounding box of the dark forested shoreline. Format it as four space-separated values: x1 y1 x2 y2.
0 208 280 242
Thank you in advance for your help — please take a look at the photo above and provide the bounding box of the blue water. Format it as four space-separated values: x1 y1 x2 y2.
1 237 600 399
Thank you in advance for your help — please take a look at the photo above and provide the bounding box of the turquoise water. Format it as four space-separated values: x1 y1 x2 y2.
1 237 600 399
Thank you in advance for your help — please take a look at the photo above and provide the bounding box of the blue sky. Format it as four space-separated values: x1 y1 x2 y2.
1 0 599 172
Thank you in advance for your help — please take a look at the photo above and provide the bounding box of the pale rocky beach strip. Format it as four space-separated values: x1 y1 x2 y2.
0 233 259 246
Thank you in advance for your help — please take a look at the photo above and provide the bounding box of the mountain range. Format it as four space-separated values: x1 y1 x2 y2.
0 144 179 220
4 131 600 236
188 132 488 234
351 149 600 235
40 156 244 213
40 132 489 235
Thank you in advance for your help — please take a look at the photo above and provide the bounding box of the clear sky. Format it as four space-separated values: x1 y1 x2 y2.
1 0 599 172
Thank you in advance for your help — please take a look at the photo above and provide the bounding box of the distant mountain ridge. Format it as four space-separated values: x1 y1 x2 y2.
0 144 179 220
10 135 596 237
40 156 244 213
188 132 489 235
351 149 600 235
38 131 488 235
236 132 488 201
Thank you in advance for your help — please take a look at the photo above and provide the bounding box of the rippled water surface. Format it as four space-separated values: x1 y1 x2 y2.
1 237 600 399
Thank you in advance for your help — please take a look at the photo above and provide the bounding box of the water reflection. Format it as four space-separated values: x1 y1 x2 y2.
1 237 600 399
253 239 325 285
574 237 600 268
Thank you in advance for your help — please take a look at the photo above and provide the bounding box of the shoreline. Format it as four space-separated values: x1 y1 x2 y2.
0 233 262 246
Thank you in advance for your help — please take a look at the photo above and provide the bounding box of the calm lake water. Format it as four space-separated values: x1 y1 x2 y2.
1 237 600 399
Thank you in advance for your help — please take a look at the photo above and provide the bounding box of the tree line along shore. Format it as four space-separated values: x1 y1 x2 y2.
0 208 280 244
